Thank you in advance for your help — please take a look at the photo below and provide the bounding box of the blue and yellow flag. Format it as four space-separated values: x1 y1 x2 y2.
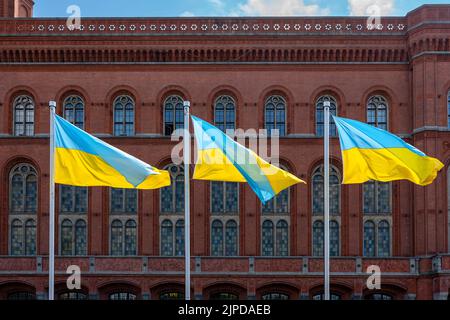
333 116 444 186
191 116 305 203
54 114 170 189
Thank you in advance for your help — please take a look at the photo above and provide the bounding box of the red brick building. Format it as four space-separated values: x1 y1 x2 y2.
0 0 449 300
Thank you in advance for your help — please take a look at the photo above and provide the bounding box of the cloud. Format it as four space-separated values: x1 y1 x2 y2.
347 0 395 16
208 0 225 8
238 0 330 16
180 11 195 17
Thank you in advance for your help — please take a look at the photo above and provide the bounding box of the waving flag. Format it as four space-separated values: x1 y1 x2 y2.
333 116 443 186
191 115 304 203
54 114 170 189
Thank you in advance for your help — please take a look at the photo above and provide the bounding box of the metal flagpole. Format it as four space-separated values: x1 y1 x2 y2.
48 101 56 300
323 100 331 301
183 101 191 300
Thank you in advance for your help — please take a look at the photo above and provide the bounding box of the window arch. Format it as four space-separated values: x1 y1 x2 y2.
63 95 84 129
315 95 337 137
312 165 340 215
363 220 376 257
160 219 185 256
61 219 73 255
110 220 123 256
261 220 274 256
330 220 340 256
9 163 37 256
211 219 238 256
161 165 184 213
276 220 289 256
265 95 286 136
113 95 135 136
214 95 236 132
164 95 184 136
367 95 388 130
124 220 137 256
13 95 34 136
312 220 324 256
377 220 391 257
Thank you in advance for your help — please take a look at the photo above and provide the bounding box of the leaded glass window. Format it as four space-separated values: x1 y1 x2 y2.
164 95 184 136
161 220 173 256
211 220 224 256
312 166 340 215
61 219 73 256
13 95 34 136
330 220 340 256
161 165 184 213
63 95 84 129
316 95 337 137
11 219 23 255
377 220 391 257
275 220 289 256
313 220 324 256
75 219 87 255
211 182 238 214
225 220 238 256
110 188 137 214
175 220 185 256
262 188 289 214
265 95 286 136
367 95 388 130
24 219 36 255
109 292 137 300
262 220 274 256
214 95 236 132
10 164 37 213
110 220 123 256
363 221 376 257
124 220 137 256
261 293 289 300
113 95 134 136
363 181 391 214
60 185 87 213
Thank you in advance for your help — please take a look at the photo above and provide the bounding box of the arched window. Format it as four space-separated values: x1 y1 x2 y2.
60 185 87 256
367 95 388 130
211 182 238 214
9 164 37 256
363 220 376 257
312 165 340 215
214 95 236 132
160 219 185 256
161 165 184 213
211 219 238 256
316 95 337 137
330 220 340 256
13 95 34 136
363 181 391 214
276 220 289 256
377 220 391 257
265 95 286 136
110 220 123 256
261 293 289 300
125 220 137 256
261 220 274 256
161 220 174 256
113 95 134 136
313 220 324 256
63 95 84 129
109 292 137 300
164 95 184 136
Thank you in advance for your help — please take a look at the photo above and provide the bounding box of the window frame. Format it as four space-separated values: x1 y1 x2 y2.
315 95 337 137
264 95 287 137
213 95 236 132
13 95 35 137
163 95 184 136
113 95 135 137
63 95 85 129
367 95 389 130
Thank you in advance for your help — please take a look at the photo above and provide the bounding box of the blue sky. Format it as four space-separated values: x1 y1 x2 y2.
34 0 449 17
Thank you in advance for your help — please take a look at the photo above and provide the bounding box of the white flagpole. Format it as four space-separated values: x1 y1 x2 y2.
183 101 191 300
323 100 330 301
48 101 56 300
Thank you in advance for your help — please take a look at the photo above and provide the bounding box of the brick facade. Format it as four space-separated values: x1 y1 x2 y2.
0 2 449 300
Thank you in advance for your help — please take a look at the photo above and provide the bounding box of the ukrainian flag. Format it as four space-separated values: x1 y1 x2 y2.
54 114 170 189
191 116 305 203
333 116 444 186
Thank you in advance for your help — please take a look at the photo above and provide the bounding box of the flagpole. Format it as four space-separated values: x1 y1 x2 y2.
323 100 330 301
183 101 191 300
48 100 56 300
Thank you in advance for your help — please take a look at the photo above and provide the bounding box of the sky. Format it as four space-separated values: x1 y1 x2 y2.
34 0 450 18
